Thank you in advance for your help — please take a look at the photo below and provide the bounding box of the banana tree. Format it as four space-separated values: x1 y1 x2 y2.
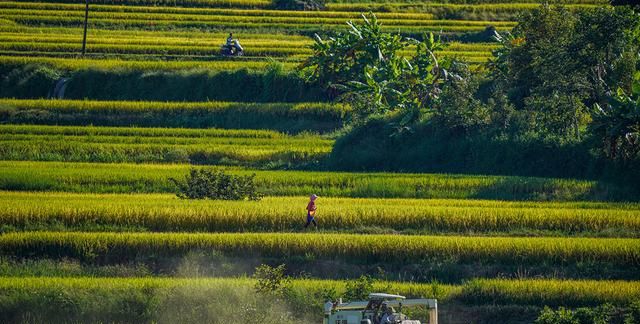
302 13 456 129
590 77 640 162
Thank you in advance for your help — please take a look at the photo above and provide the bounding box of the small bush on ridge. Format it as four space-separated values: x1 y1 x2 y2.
170 168 262 201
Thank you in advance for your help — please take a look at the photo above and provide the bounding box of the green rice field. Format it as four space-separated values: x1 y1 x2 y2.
0 0 638 321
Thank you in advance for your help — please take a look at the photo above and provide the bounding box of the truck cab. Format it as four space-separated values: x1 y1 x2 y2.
323 293 437 324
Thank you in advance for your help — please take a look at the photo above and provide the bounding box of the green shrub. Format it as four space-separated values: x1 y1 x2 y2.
253 264 291 295
169 168 262 200
536 304 618 324
535 307 579 324
625 300 640 324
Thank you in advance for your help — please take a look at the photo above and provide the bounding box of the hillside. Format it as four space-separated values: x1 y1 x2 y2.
0 0 639 323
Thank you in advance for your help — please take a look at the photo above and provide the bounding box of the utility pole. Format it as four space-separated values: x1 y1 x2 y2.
81 0 89 56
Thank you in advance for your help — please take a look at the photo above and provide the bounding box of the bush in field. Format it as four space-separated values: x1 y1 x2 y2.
170 168 262 200
535 307 578 324
254 264 291 296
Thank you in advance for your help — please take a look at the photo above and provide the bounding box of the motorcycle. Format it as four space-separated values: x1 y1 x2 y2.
220 40 244 57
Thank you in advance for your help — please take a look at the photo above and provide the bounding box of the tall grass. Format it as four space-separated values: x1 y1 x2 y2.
0 192 638 236
0 99 347 133
461 279 640 307
1 232 638 270
0 161 627 201
0 56 297 72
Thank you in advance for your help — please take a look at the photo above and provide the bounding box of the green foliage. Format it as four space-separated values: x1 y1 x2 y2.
326 5 640 182
0 64 60 99
433 64 491 134
536 304 617 324
625 300 640 324
489 5 640 140
343 275 374 301
253 264 291 295
170 168 262 200
65 68 324 103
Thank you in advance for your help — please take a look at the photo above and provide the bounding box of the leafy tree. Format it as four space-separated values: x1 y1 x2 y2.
170 168 262 200
490 5 586 139
489 5 640 140
433 63 491 135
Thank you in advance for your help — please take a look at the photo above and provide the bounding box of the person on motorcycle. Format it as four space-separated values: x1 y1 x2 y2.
226 33 233 47
225 33 235 53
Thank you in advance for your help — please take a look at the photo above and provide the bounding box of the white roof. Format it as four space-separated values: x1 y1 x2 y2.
369 293 406 300
334 298 437 311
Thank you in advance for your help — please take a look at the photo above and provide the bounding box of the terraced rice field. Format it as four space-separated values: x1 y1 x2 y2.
0 0 506 68
1 0 638 321
0 124 333 166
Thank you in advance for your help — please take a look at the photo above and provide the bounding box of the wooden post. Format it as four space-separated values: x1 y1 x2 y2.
81 0 88 56
429 301 438 324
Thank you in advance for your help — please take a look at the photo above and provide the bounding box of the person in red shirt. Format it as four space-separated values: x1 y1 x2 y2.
304 194 319 228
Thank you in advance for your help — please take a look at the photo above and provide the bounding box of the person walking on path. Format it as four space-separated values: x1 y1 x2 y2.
304 194 319 229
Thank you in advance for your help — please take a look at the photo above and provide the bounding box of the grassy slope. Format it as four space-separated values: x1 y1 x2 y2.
1 160 624 201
